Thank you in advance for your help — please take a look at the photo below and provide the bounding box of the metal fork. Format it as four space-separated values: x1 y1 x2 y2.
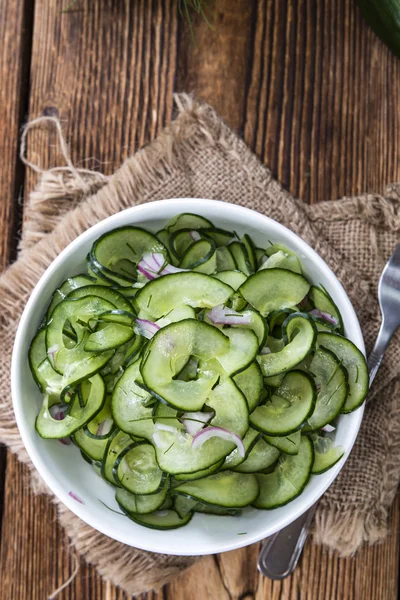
258 244 400 580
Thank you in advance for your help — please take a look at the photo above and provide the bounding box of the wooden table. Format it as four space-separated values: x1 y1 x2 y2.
1 1 399 598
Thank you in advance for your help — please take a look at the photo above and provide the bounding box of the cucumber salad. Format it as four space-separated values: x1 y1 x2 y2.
29 213 368 530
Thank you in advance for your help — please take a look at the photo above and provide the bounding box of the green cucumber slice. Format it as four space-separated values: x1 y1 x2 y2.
35 374 106 439
260 249 302 274
174 471 259 508
217 328 259 376
116 477 169 514
253 436 314 509
310 286 344 334
239 268 310 316
263 430 301 455
101 429 134 485
124 509 192 530
221 427 260 471
257 313 317 376
228 241 253 276
141 320 229 411
214 270 247 290
136 272 233 319
200 227 235 247
29 330 63 397
233 438 280 473
46 274 95 319
114 442 165 495
112 360 155 439
174 495 240 518
305 347 348 430
151 377 249 474
84 322 134 352
233 362 263 412
91 227 168 286
180 239 217 274
67 285 133 313
154 305 196 329
250 370 316 435
317 333 368 413
216 247 237 271
241 234 257 271
166 213 212 233
174 459 225 481
73 395 115 460
311 435 345 474
170 229 200 257
46 296 116 377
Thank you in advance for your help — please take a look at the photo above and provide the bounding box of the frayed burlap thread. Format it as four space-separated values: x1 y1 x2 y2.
0 94 399 594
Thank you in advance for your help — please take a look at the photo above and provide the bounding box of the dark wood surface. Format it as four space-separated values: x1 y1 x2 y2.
0 1 399 598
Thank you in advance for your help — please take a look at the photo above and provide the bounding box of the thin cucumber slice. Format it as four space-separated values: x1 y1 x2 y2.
216 247 237 271
136 272 233 319
73 395 114 460
116 476 169 514
250 370 316 436
154 305 196 329
264 430 301 455
174 459 225 481
253 436 314 509
114 442 165 495
174 495 240 518
46 296 116 376
229 292 247 311
170 229 201 258
67 285 133 313
233 362 263 412
317 333 368 413
311 435 345 474
101 429 134 485
233 438 280 473
84 322 134 352
305 347 348 430
29 330 63 397
260 249 302 274
124 509 192 530
90 226 169 286
263 373 285 388
151 377 249 474
239 268 310 316
180 239 217 274
310 286 344 334
221 427 260 471
46 274 95 319
173 471 259 508
228 241 253 276
141 320 229 411
199 227 235 247
156 229 176 264
241 234 257 271
214 270 247 290
35 374 106 439
166 213 212 233
73 428 109 461
217 328 259 376
257 313 317 377
112 360 155 439
232 308 268 350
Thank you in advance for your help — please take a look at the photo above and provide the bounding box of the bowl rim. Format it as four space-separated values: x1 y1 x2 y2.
11 198 365 555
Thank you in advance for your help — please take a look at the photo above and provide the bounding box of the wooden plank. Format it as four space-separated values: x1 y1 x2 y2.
0 0 34 548
0 0 178 598
243 0 400 204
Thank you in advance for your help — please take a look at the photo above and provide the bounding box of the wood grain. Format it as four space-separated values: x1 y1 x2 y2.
0 0 400 598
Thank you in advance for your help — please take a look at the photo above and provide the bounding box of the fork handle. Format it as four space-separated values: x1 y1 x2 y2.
367 318 397 386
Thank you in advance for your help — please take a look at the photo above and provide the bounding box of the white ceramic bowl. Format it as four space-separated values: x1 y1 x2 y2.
12 198 365 556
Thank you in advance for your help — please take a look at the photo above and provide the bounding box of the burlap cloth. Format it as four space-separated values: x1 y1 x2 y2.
1 94 399 595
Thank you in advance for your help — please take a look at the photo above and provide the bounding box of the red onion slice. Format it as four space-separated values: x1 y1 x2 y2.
309 309 338 326
190 230 201 241
192 426 245 457
322 424 336 433
96 418 114 437
137 253 187 280
68 491 84 504
181 411 214 435
135 318 160 339
47 344 60 363
49 404 67 421
59 437 71 446
208 305 251 326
